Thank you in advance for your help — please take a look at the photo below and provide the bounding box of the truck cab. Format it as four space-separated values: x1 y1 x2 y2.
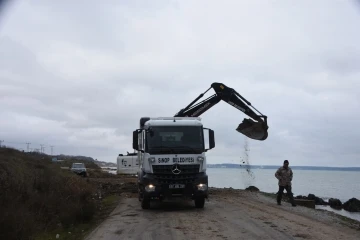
132 117 215 209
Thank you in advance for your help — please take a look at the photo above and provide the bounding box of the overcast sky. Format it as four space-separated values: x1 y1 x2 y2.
0 0 360 167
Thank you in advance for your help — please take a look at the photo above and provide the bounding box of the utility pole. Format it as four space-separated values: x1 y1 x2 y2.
26 142 31 152
50 145 54 155
40 144 44 153
0 140 4 148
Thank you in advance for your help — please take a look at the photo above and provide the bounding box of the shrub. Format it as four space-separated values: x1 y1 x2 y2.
0 148 97 240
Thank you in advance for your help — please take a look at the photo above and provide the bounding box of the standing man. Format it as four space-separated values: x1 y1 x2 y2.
275 160 296 206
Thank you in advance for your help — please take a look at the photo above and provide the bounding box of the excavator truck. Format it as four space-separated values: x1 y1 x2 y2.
132 82 269 209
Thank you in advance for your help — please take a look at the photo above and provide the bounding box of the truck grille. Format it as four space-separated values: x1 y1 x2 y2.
152 164 200 174
154 174 199 184
152 164 200 184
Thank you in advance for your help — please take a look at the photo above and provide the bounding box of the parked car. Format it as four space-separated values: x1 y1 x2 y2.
70 162 87 177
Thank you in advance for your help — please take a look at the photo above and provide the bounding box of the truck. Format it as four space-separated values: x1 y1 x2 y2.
132 82 269 209
117 152 139 175
70 162 87 177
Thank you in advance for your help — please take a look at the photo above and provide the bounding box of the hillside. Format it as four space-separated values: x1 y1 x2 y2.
54 154 117 168
93 159 117 168
0 147 140 240
0 147 126 240
55 154 95 162
0 148 98 239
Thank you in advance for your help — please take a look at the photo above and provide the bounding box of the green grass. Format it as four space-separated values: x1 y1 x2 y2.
102 195 121 207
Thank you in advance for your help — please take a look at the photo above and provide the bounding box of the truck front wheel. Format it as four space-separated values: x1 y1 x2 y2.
141 197 150 209
195 197 205 208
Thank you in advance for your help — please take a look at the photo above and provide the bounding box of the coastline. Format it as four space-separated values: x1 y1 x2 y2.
216 185 360 223
85 181 360 240
206 167 360 208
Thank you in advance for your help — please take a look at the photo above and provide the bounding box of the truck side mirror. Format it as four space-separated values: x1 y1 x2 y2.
132 130 139 150
204 128 215 151
209 129 215 149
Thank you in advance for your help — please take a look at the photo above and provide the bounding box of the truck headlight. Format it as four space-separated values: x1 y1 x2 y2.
148 157 155 163
197 156 204 161
145 184 156 192
197 183 207 191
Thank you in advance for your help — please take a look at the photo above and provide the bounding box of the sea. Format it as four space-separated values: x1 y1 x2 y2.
207 168 360 221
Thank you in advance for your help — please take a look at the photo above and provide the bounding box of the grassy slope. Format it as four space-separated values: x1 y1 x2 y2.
34 194 121 240
0 148 121 240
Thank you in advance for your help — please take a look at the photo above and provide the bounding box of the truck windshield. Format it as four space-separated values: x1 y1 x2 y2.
146 126 204 154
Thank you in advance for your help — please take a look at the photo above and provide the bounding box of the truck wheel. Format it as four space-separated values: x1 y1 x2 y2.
141 197 150 209
195 197 205 208
138 189 143 202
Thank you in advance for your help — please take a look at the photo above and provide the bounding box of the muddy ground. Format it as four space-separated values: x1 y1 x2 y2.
85 175 360 240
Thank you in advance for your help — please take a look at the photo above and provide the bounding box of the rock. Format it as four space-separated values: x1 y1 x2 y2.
304 194 327 205
245 186 259 192
343 198 360 212
329 198 342 209
295 195 307 200
314 196 327 205
294 199 315 209
308 194 316 200
317 197 328 205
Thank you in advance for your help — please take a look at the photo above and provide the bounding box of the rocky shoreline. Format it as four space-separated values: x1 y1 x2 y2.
93 177 360 214
240 186 360 213
295 194 360 212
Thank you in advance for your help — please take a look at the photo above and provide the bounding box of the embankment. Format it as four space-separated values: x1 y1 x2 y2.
0 148 126 240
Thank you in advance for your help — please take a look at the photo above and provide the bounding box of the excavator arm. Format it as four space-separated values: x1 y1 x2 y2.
174 82 269 141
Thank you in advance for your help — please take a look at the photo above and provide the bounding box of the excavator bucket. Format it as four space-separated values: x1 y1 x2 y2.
236 118 268 141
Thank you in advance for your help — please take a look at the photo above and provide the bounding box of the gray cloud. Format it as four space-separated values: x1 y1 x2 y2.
1 0 360 166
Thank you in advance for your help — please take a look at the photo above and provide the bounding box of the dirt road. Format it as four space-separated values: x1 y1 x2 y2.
85 189 360 240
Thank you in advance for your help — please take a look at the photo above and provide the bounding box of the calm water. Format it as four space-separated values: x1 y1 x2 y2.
207 168 360 221
207 168 360 202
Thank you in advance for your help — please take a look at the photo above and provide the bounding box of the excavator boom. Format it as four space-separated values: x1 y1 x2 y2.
174 82 269 141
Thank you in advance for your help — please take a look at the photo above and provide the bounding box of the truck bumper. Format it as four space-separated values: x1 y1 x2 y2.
71 170 87 177
138 172 208 201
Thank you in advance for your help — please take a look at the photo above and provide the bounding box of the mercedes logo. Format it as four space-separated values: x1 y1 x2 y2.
171 164 181 175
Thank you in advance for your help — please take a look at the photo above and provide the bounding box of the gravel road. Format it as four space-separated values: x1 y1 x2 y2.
85 189 360 240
